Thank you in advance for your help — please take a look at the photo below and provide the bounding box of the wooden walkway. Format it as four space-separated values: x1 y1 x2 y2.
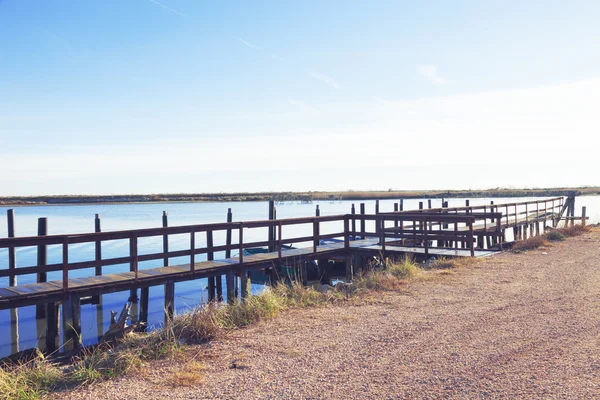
0 238 494 310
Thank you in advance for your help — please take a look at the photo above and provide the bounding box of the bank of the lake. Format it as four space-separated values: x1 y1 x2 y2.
1 186 599 206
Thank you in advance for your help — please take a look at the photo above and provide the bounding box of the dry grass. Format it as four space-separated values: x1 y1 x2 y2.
0 256 461 398
164 361 207 387
556 224 591 237
0 358 64 400
512 235 549 252
510 224 591 253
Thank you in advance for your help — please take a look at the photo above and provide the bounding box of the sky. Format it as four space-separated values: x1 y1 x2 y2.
1 0 599 195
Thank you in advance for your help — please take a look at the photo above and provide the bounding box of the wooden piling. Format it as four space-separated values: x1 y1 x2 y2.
164 281 175 323
7 209 17 287
582 206 587 226
63 293 81 349
45 302 59 353
240 267 249 299
226 269 235 304
139 286 149 330
10 307 19 354
393 203 399 228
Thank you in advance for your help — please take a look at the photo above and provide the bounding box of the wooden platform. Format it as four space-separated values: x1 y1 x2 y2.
0 238 496 310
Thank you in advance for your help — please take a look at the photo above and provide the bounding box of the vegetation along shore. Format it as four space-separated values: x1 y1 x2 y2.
1 186 599 206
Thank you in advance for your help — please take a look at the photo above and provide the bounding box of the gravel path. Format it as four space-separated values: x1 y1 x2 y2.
61 231 600 399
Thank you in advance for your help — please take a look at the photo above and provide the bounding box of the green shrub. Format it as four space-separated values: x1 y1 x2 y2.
545 231 565 241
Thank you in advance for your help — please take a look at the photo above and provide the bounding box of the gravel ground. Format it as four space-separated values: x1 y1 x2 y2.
59 231 600 399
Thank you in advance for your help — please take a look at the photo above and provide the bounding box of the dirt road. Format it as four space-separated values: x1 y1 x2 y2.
64 230 600 399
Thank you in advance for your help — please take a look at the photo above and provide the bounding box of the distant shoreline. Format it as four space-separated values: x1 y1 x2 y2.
1 187 598 206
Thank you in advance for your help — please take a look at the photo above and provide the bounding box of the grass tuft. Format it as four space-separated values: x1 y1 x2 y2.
545 231 565 242
512 235 548 251
353 257 422 291
556 224 591 237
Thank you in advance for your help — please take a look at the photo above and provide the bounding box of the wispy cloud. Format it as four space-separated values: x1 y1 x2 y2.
309 71 343 89
372 96 389 104
233 36 260 50
147 0 187 17
418 64 448 85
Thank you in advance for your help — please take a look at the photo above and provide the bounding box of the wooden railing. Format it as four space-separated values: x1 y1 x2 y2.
0 197 566 296
0 215 352 294
395 197 564 230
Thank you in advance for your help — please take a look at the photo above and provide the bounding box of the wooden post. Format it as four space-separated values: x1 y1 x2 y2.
7 209 17 287
129 234 138 302
313 219 319 253
570 197 575 227
360 203 366 239
92 214 102 304
351 204 356 240
418 202 424 244
162 211 169 266
468 221 475 257
164 281 175 323
582 206 587 226
393 203 399 229
36 218 48 319
375 200 380 235
399 200 404 243
62 238 69 294
94 214 102 275
37 218 48 283
268 200 275 252
315 204 320 217
207 229 215 302
139 286 149 331
190 230 195 272
219 209 232 302
344 216 350 250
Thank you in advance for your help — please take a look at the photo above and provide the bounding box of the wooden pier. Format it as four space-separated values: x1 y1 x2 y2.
0 195 588 354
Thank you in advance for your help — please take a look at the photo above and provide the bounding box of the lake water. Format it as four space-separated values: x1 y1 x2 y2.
1 196 598 357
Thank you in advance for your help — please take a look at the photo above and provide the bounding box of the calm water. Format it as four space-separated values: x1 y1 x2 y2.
1 196 598 357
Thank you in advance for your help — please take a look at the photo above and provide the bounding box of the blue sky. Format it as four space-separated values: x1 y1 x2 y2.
1 0 599 195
